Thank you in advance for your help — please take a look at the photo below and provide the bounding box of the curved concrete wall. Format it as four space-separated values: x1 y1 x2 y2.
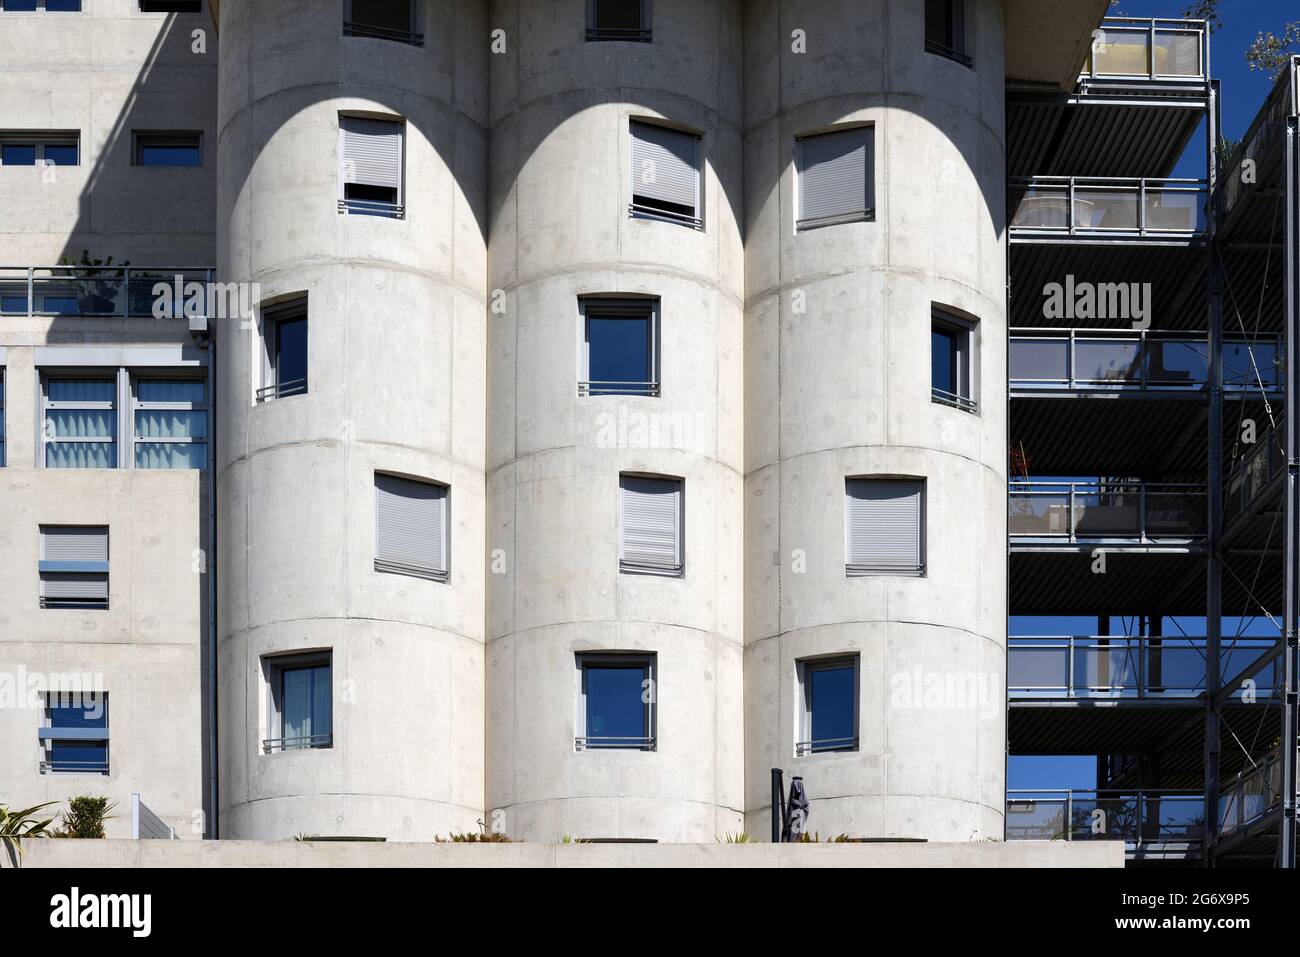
215 0 488 839
742 0 1009 840
485 0 746 842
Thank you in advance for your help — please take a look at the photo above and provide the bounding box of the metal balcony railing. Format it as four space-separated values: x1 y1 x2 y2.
263 733 332 753
1219 749 1293 837
795 736 859 757
1010 177 1207 238
578 380 661 397
575 736 656 751
1081 18 1209 83
1008 636 1277 699
337 198 405 219
255 378 307 403
1009 330 1281 393
0 266 215 318
930 386 977 413
1009 481 1205 543
343 20 424 45
1224 419 1287 526
1007 789 1206 845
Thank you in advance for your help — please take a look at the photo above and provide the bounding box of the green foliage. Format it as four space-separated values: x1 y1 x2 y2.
0 802 59 861
719 832 760 844
54 796 115 839
1247 22 1300 79
435 831 513 843
794 831 854 843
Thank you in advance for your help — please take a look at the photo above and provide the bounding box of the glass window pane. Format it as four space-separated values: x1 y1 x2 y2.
43 144 78 165
41 295 80 315
275 316 308 392
585 665 646 740
1 296 27 313
2 144 37 165
45 409 116 437
809 664 854 750
48 379 115 402
46 443 115 469
587 315 650 392
137 379 205 403
51 740 107 771
932 326 957 394
593 0 642 31
282 664 330 747
136 442 207 470
45 0 83 10
139 144 201 167
3 0 40 9
135 409 208 439
352 0 411 31
49 695 108 729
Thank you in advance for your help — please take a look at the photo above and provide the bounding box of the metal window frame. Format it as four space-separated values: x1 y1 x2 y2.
40 371 119 469
373 471 451 582
924 0 972 67
628 118 703 229
343 0 424 46
586 0 653 42
337 113 407 219
131 373 209 471
931 308 978 412
262 651 334 754
257 296 309 403
794 125 876 231
618 472 685 577
575 652 657 751
795 654 860 757
131 130 203 167
578 296 661 397
0 130 80 166
40 691 109 775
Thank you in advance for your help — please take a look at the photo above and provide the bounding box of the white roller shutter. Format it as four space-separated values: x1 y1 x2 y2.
798 127 872 228
845 479 924 574
341 116 404 190
620 475 682 574
39 526 109 606
40 526 108 562
375 473 447 581
630 121 699 221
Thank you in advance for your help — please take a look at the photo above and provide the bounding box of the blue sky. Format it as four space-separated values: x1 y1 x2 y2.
1008 0 1294 792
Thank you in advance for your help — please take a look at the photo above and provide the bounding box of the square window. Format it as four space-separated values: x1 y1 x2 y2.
629 121 701 228
619 474 683 576
344 0 422 45
132 131 202 167
932 309 977 412
138 1 202 12
845 478 925 576
39 525 110 609
580 298 659 396
40 692 109 774
0 132 80 168
797 656 859 756
375 472 449 581
133 377 209 469
576 653 656 751
587 0 652 42
264 653 332 753
925 0 971 66
796 127 874 230
339 115 405 218
42 376 118 469
258 297 308 402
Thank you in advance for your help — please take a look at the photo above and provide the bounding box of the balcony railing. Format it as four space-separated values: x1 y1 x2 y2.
1009 481 1205 543
1224 419 1287 526
1219 749 1293 837
1009 636 1277 699
1009 330 1281 393
263 733 332 753
1081 18 1208 83
577 380 661 397
1010 177 1207 239
1007 789 1205 844
255 378 308 404
575 736 656 751
795 736 859 757
343 20 423 46
0 266 215 318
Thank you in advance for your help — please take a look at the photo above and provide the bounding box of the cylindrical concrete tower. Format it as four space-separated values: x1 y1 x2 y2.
485 0 746 842
214 0 488 839
743 0 1008 840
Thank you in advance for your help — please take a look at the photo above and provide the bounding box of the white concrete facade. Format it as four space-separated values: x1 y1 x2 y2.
0 0 1097 847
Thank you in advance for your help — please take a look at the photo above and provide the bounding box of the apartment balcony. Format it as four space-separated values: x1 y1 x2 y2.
1010 177 1206 245
1079 19 1209 91
1009 481 1204 551
0 266 214 319
1006 788 1204 861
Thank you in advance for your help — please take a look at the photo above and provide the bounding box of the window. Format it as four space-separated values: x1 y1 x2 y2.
374 473 449 582
138 1 202 12
133 378 208 469
579 298 659 396
797 656 859 756
40 692 108 774
925 0 970 66
339 115 404 218
344 0 422 45
629 121 701 229
587 0 651 42
845 478 925 576
39 526 109 610
132 131 202 167
264 653 332 753
0 370 5 467
619 474 683 576
1 1 82 10
258 297 308 402
42 376 117 468
796 127 874 230
0 132 79 166
576 653 656 751
931 310 976 412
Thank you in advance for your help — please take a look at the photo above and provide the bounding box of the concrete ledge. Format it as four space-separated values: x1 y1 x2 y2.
8 839 1124 868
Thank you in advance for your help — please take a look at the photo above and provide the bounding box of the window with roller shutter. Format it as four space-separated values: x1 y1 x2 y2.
619 474 683 576
374 473 448 582
39 525 109 609
339 115 405 218
796 126 874 231
845 479 925 577
630 120 701 229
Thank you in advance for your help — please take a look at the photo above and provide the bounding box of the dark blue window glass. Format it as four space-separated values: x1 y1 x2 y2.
932 326 957 397
139 143 201 166
1 296 27 313
2 0 39 10
43 143 78 165
2 144 36 165
43 295 79 315
45 0 84 10
809 663 855 752
586 311 653 395
275 315 308 397
48 694 108 773
584 664 646 745
281 664 331 749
